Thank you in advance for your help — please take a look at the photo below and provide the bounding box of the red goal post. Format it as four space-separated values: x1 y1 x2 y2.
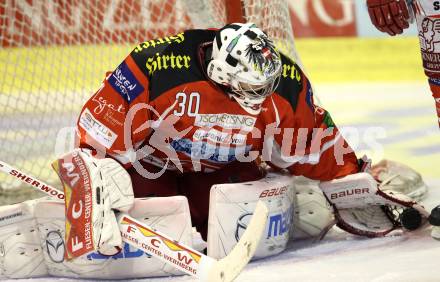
0 0 298 190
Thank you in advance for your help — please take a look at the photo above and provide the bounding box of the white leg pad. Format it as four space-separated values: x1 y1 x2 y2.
0 198 49 279
207 172 295 260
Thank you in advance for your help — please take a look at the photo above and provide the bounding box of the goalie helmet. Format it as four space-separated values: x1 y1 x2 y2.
208 23 282 115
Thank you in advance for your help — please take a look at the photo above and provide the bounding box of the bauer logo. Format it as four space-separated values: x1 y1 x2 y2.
46 231 65 263
170 138 252 163
420 18 440 73
109 61 144 103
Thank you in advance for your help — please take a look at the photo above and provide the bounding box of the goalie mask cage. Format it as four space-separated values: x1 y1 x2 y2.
0 0 298 195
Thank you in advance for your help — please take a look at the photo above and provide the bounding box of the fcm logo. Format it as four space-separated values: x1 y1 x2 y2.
267 207 293 238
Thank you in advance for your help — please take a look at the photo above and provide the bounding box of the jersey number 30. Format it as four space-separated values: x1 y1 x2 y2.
174 92 200 117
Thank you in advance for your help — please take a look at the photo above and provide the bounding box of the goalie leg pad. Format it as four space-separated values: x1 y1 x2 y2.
320 173 429 237
207 172 295 260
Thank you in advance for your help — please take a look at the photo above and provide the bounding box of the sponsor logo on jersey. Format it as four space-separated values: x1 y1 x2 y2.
0 210 25 227
108 61 144 103
46 230 65 263
8 170 65 200
305 80 314 112
322 111 335 128
87 242 152 260
134 32 185 53
193 128 246 145
314 106 335 128
235 213 253 241
92 95 125 115
79 108 117 149
145 52 191 76
170 138 251 163
419 17 440 73
194 113 256 131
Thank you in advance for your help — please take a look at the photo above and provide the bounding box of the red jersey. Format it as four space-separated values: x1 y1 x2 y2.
76 29 359 181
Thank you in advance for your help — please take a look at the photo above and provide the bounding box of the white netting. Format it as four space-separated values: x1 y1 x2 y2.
241 0 301 65
0 0 296 192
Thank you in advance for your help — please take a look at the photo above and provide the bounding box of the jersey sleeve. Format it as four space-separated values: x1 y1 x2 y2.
76 52 151 166
268 68 359 181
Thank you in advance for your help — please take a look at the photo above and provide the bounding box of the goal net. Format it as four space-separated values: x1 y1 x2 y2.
0 0 297 200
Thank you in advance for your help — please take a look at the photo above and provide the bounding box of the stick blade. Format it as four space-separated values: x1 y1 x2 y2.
208 200 269 282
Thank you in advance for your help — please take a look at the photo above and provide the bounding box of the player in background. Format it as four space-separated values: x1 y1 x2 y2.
49 22 430 258
366 0 440 127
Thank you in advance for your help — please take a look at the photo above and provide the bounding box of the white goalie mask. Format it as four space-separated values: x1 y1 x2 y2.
207 23 282 115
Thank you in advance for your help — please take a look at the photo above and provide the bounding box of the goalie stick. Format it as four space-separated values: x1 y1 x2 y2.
0 160 269 281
